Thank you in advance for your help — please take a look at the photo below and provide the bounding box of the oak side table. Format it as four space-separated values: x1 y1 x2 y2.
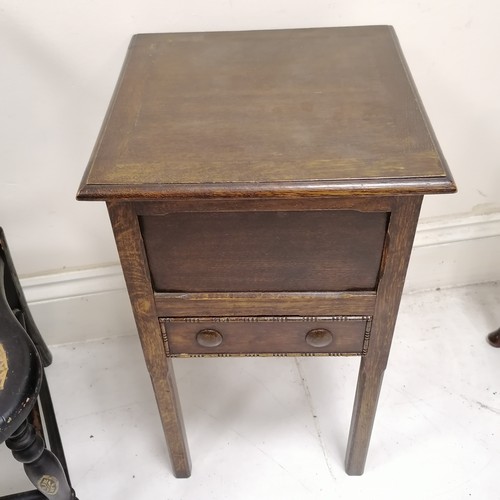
77 26 456 478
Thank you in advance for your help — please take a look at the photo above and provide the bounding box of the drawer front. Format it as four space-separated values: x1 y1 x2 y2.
141 210 388 293
160 316 372 357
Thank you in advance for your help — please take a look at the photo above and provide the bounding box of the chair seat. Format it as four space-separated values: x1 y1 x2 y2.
0 258 42 444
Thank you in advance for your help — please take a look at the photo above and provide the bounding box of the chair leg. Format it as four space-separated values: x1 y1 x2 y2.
487 327 500 347
38 374 71 478
6 421 76 500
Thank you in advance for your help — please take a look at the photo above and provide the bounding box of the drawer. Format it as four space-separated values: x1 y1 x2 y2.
159 316 372 357
140 210 388 293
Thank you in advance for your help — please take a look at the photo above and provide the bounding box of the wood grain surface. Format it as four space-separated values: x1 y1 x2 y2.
141 209 388 292
161 316 371 356
78 26 455 200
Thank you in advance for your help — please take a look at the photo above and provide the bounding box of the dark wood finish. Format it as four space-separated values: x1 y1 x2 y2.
345 196 423 475
161 316 371 357
154 291 377 317
77 27 455 201
133 196 395 214
141 210 388 292
77 26 456 478
487 327 500 347
106 202 191 478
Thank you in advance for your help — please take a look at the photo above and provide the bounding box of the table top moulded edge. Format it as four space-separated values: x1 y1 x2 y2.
77 26 456 202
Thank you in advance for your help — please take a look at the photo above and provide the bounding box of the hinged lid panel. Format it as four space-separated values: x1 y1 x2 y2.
78 26 455 200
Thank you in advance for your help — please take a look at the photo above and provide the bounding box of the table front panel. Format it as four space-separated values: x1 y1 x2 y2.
141 210 388 293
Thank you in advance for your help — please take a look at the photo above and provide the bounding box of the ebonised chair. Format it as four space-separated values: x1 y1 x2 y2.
0 228 77 499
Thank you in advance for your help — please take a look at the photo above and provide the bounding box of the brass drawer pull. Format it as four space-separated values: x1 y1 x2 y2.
196 329 223 348
305 328 333 348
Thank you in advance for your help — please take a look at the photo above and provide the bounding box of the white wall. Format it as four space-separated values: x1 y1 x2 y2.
1 1 499 280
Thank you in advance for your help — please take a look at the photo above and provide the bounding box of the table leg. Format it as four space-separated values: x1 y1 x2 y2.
345 196 423 475
147 354 192 478
345 357 385 475
107 202 191 478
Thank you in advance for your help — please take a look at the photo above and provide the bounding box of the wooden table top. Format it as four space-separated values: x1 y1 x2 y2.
78 26 455 200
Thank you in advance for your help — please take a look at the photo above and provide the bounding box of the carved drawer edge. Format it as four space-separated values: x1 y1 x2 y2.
159 316 373 358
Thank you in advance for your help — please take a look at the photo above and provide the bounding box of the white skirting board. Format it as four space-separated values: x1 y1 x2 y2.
20 213 500 346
